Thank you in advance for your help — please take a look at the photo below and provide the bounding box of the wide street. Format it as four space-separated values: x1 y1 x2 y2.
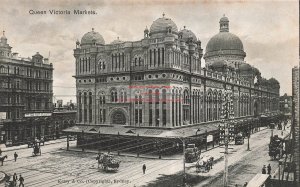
0 125 290 187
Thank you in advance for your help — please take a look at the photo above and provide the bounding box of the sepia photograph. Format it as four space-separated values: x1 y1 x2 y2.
0 0 299 186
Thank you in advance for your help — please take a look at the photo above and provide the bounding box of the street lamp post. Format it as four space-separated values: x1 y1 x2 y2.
247 129 251 151
67 134 69 151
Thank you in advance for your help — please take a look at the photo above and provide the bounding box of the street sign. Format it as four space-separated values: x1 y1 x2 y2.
0 112 6 119
207 135 213 142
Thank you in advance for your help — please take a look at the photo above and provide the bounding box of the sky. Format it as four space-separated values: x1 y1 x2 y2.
0 0 298 104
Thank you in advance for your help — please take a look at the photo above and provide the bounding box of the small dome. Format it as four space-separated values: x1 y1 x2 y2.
268 78 279 85
220 16 229 22
0 31 7 43
81 28 105 45
179 26 197 42
150 14 178 34
110 37 123 44
239 63 252 71
211 60 226 68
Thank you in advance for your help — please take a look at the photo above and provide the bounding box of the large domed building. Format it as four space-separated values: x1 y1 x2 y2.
204 15 246 69
80 28 105 47
69 14 280 150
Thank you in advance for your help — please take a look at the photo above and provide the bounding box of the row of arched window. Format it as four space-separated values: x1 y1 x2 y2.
79 57 91 73
112 53 125 71
149 48 164 67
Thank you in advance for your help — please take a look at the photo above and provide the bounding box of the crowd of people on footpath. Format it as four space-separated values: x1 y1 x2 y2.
0 148 24 187
5 173 24 187
262 164 272 175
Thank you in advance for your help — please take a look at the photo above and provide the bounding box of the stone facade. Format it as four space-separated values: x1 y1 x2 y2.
0 31 53 144
73 15 280 129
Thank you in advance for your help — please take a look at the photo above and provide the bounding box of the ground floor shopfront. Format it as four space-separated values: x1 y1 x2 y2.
63 115 276 157
0 111 76 145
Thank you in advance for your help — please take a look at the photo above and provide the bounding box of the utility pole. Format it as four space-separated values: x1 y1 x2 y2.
221 89 234 187
223 123 229 187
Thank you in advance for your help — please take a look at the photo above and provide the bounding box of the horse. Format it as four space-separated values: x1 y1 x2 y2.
0 155 8 166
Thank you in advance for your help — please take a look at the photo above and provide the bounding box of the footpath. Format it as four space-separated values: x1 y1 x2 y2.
0 138 67 152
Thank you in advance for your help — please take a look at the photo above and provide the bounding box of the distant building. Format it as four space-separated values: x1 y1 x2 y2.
0 31 53 144
279 93 292 118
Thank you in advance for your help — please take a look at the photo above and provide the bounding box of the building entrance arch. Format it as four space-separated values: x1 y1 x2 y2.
110 110 126 125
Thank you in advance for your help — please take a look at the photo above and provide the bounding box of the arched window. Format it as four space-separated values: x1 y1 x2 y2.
111 89 118 102
155 89 159 126
149 90 153 126
162 89 166 126
134 91 143 125
183 90 189 104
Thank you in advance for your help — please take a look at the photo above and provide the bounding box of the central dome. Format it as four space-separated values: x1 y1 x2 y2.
150 14 178 35
204 16 246 60
206 32 244 52
81 29 105 45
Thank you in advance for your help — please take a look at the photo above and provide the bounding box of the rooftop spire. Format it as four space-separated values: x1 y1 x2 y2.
92 28 94 32
2 30 5 36
162 12 165 17
219 15 229 32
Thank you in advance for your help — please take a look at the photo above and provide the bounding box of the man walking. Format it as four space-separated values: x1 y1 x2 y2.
142 164 146 174
0 148 2 156
18 175 24 187
13 173 18 186
267 164 272 175
262 165 266 174
14 152 18 162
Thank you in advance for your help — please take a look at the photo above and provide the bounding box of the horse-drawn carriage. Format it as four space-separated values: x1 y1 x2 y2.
32 144 41 156
196 155 214 173
96 153 120 171
269 135 283 160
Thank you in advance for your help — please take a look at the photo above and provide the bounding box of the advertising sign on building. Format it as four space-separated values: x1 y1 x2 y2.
24 113 52 117
0 112 7 120
207 135 213 142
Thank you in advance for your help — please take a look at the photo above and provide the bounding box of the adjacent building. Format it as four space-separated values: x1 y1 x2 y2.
280 93 293 118
68 15 280 142
0 31 53 144
292 66 299 184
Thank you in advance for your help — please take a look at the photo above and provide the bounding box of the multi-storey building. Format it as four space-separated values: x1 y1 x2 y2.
279 93 293 118
69 15 280 147
292 66 299 184
0 31 53 144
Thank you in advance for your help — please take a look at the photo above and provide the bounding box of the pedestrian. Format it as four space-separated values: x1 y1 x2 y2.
18 175 24 187
14 152 18 162
262 165 266 174
243 182 248 187
13 173 18 186
0 148 2 156
142 164 146 174
267 164 271 175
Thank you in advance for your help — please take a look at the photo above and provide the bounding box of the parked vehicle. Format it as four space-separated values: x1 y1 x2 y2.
196 155 214 173
235 133 244 145
96 153 120 171
32 144 41 156
185 144 200 163
269 135 283 160
5 140 12 147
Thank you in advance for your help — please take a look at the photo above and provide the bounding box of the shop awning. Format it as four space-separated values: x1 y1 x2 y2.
63 123 220 138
